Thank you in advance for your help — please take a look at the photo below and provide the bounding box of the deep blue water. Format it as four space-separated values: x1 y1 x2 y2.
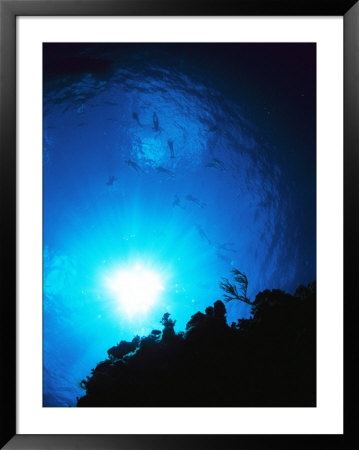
43 44 316 407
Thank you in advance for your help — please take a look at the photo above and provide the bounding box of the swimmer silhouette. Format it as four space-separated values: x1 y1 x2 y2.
172 195 184 209
168 139 175 158
186 194 207 208
213 158 225 169
205 158 225 171
132 112 142 127
195 224 211 245
215 242 236 253
106 176 116 186
153 112 160 131
125 159 144 173
156 166 175 178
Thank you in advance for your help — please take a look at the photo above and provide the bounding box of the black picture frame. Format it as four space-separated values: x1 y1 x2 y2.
1 0 357 448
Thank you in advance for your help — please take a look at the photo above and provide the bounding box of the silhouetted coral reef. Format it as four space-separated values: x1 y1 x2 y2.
77 282 316 407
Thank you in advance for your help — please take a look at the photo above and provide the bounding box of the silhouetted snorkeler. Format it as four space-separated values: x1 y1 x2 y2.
132 112 142 127
213 158 225 169
125 159 144 173
153 112 160 131
215 242 236 253
205 158 225 171
195 224 211 245
172 195 185 209
185 194 207 208
106 175 116 186
168 139 175 158
156 166 175 178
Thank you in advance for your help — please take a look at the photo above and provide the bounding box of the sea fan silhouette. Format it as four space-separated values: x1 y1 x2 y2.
220 269 251 304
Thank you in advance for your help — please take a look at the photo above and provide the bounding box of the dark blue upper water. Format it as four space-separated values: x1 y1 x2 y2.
43 43 316 406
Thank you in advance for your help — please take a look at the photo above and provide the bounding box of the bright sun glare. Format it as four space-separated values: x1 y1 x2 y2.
106 264 164 315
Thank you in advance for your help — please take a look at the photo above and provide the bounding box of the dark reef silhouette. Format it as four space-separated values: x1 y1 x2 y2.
77 278 316 407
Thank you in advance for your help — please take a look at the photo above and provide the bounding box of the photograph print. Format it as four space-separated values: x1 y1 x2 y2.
43 43 316 407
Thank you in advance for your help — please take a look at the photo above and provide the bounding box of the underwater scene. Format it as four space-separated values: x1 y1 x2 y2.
43 43 316 407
